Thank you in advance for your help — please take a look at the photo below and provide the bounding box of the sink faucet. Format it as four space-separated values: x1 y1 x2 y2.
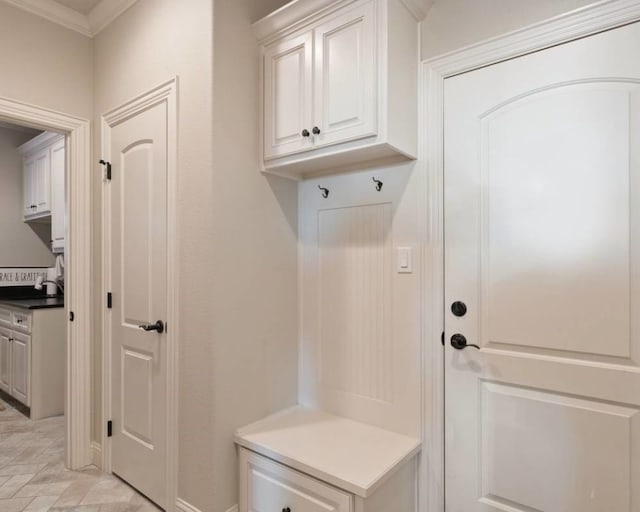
35 276 64 294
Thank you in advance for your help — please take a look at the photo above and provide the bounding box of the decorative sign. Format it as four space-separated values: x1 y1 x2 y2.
0 268 48 287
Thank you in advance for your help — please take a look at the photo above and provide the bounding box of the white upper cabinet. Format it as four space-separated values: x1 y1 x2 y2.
50 137 66 253
19 133 66 250
23 148 51 219
255 0 419 179
313 2 376 148
264 32 313 159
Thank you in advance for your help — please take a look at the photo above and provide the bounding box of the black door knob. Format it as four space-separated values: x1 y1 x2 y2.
312 126 321 135
451 333 480 350
301 129 310 137
139 320 165 334
451 301 467 317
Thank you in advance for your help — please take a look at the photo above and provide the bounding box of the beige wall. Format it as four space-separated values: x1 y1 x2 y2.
421 0 601 59
93 1 298 510
0 2 92 119
0 127 55 268
212 1 298 510
93 0 215 508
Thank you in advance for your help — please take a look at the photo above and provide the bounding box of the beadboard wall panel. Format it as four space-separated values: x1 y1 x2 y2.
300 163 422 437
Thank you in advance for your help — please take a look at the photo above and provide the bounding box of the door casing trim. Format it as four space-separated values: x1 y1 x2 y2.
101 77 179 511
0 97 92 469
420 1 640 509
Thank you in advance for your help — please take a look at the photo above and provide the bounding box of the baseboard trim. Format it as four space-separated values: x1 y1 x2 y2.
175 499 237 512
90 441 102 467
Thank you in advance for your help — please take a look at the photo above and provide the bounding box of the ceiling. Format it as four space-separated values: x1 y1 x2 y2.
52 0 101 15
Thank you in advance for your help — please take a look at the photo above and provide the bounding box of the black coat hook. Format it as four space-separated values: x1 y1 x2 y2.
372 177 383 191
318 185 329 199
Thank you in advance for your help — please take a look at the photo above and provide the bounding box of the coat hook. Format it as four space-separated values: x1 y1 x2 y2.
318 185 329 198
372 177 383 191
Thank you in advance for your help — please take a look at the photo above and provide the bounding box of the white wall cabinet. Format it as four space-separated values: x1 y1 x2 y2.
255 0 419 178
0 306 65 419
50 138 66 253
23 149 51 218
19 132 66 253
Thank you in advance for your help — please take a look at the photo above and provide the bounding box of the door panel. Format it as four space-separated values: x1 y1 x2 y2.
313 2 376 148
33 149 50 215
264 32 313 159
444 22 640 512
0 328 11 393
10 332 29 405
110 100 168 508
51 138 66 252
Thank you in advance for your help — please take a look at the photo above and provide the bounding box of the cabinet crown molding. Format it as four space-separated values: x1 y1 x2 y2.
18 131 64 156
253 0 354 43
253 0 431 43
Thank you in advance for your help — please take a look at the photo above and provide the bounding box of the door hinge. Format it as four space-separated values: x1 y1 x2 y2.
107 292 112 309
441 331 445 346
99 159 112 181
107 420 113 437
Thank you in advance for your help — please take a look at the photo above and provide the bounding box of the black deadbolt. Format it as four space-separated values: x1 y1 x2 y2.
451 301 467 317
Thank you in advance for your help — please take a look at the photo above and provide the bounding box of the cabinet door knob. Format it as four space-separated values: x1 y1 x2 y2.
312 126 321 135
282 508 291 512
301 129 310 137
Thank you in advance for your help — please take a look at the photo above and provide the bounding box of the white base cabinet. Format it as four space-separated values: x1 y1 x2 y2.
254 0 419 178
236 407 420 512
0 306 65 420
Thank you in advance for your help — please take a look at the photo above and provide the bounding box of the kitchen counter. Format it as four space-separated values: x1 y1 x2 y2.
0 297 64 309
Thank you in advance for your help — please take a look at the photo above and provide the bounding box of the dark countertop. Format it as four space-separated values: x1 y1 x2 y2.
0 297 64 310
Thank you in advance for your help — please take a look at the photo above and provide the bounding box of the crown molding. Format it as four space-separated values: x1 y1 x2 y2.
2 0 91 36
400 0 433 20
0 0 139 37
88 0 138 35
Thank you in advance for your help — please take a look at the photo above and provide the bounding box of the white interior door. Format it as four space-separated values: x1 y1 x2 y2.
444 22 640 512
109 100 168 508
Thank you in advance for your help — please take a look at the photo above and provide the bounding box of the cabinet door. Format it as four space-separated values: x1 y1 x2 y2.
240 449 352 512
264 32 314 159
23 157 36 217
51 138 66 253
10 332 29 405
313 2 377 148
0 328 11 394
34 148 51 216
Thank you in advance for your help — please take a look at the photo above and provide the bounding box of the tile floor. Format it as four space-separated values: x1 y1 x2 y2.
0 399 161 512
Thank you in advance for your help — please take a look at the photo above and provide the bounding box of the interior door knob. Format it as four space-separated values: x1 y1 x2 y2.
139 320 164 334
451 333 480 350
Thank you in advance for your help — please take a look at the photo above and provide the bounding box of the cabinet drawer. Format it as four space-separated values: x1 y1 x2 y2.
12 311 31 333
0 308 11 326
241 449 352 512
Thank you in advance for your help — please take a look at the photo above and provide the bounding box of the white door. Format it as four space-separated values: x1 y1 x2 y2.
50 137 66 253
444 22 640 512
109 100 168 508
0 327 11 393
313 2 376 148
10 332 29 405
263 32 313 159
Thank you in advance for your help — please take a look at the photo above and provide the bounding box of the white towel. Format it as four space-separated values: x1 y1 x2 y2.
55 254 64 280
